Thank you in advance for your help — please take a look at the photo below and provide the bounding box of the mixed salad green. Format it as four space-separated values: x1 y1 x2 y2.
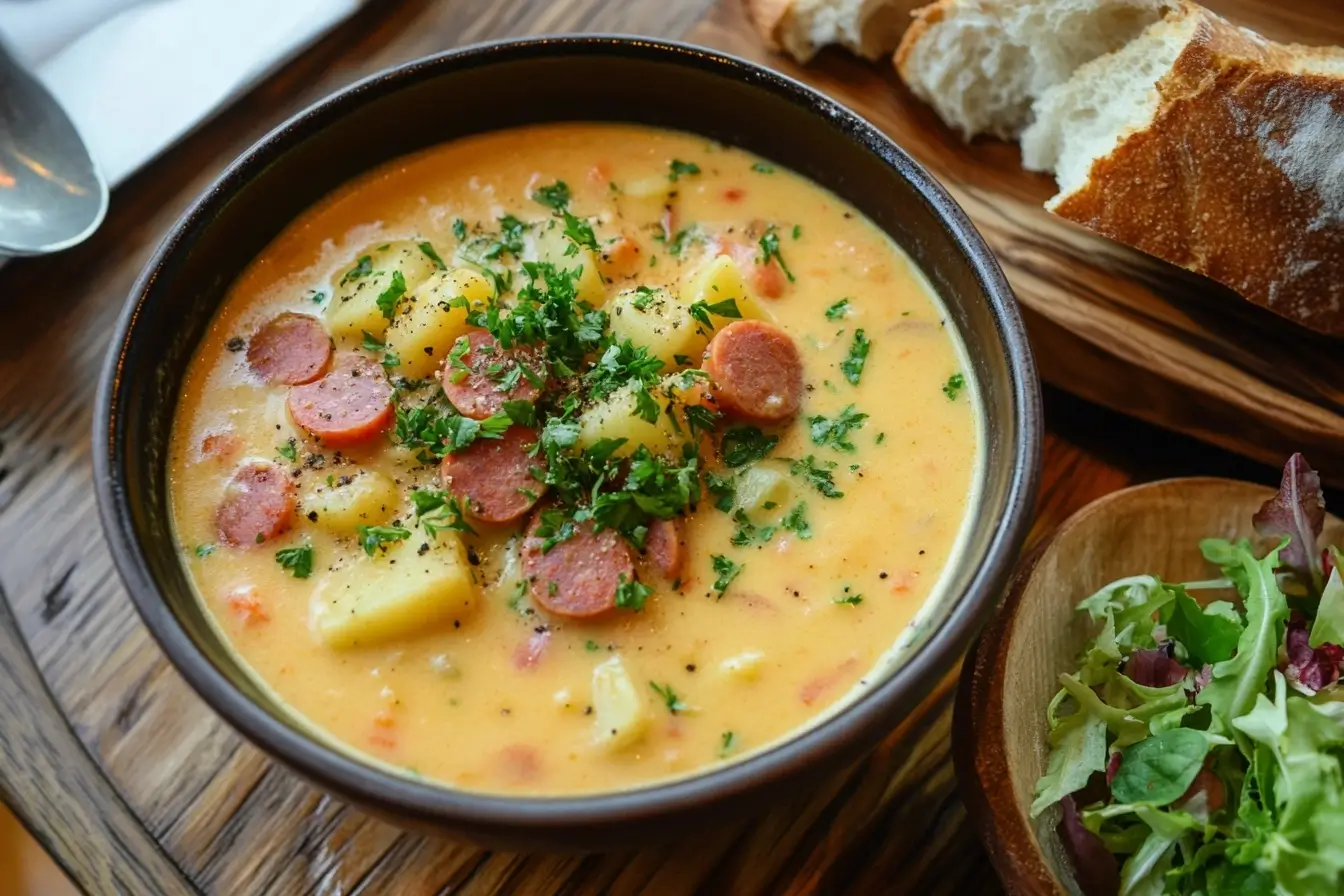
1033 455 1344 896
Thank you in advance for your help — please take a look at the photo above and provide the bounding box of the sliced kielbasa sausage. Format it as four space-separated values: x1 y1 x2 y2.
522 512 636 619
440 425 545 524
645 517 686 581
216 461 297 546
441 329 544 420
287 353 393 446
702 320 803 423
246 312 332 385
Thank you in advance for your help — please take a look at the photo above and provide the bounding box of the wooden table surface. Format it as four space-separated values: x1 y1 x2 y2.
0 0 1298 893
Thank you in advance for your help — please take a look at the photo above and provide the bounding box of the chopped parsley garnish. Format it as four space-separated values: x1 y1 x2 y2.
792 225 802 240
706 471 736 512
630 285 659 311
275 544 314 579
757 227 796 282
446 335 471 384
825 298 851 321
615 576 653 612
585 339 664 402
668 159 701 182
720 426 778 467
808 405 868 452
833 587 863 606
751 162 775 174
409 488 477 538
355 525 410 557
502 399 537 428
375 270 407 320
418 241 446 270
361 330 400 370
467 261 605 376
310 289 326 304
560 211 599 253
584 639 600 652
876 432 886 445
782 502 812 539
687 297 742 332
791 455 844 498
393 400 511 461
656 226 698 258
497 215 528 256
194 544 216 558
711 554 743 596
943 372 966 400
277 440 297 462
532 180 571 211
841 329 870 386
682 404 720 441
339 254 372 285
649 681 689 715
731 509 775 547
719 730 738 757
452 218 467 241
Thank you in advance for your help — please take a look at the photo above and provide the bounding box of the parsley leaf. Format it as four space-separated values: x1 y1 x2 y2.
833 588 863 606
782 502 812 539
687 297 742 332
532 180 571 210
757 227 795 282
706 471 736 512
356 525 410 557
720 426 778 467
275 544 314 579
841 329 870 386
808 405 868 452
655 226 698 258
392 399 511 460
719 730 738 757
452 219 467 241
585 339 665 401
649 681 688 714
562 211 599 252
751 162 774 174
825 298 851 321
501 400 537 428
943 373 966 400
791 455 844 498
409 487 477 538
615 576 653 612
711 554 743 596
375 270 407 320
194 544 216 558
668 159 701 182
340 255 372 285
418 241 446 270
276 439 298 462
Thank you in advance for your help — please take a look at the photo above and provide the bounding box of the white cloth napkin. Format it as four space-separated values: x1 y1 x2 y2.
0 0 363 186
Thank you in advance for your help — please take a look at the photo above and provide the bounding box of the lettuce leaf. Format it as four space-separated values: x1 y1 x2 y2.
1030 705 1108 818
1252 453 1325 591
1309 568 1344 649
1164 591 1244 666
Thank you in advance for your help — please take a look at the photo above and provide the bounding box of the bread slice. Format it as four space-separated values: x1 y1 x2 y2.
748 0 921 63
1023 1 1344 333
895 0 1176 139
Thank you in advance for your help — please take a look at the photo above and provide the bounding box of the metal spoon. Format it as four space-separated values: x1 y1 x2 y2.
0 41 107 256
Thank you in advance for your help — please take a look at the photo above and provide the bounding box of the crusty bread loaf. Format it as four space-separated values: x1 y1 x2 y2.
897 0 1344 335
748 0 921 62
895 0 1175 139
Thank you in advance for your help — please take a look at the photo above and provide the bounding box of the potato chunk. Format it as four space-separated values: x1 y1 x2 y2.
532 220 608 307
719 650 766 682
301 470 399 533
328 240 442 342
679 254 774 324
577 381 683 458
732 462 794 515
383 268 492 379
591 656 648 750
313 535 475 649
608 287 706 369
617 175 674 226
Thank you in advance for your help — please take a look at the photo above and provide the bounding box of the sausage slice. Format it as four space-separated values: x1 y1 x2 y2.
645 517 686 581
216 461 297 546
441 329 544 421
522 512 635 619
440 425 545 524
702 320 803 423
287 353 393 446
246 312 332 385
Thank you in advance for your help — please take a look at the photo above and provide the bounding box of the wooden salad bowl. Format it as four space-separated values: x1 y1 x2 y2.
953 478 1344 893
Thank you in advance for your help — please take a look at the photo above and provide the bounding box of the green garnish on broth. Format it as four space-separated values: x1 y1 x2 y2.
757 227 796 282
355 525 410 557
451 218 467 241
532 180 571 211
782 503 812 539
649 682 689 715
615 576 653 612
409 488 477 538
833 587 862 606
418 241 447 270
562 211 600 252
688 298 742 332
668 159 701 182
719 730 738 757
375 270 407 320
942 373 966 401
840 329 870 386
825 298 851 321
791 456 843 499
275 544 314 579
194 544 216 559
792 224 802 240
340 254 372 284
277 440 297 462
808 405 868 452
751 162 774 174
710 555 743 597
720 426 778 468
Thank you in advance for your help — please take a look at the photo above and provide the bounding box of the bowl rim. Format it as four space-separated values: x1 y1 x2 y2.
93 33 1042 832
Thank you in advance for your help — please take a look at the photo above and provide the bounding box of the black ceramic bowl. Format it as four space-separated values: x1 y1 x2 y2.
94 35 1041 851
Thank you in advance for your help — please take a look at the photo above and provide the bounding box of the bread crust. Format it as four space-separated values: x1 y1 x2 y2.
747 0 796 52
893 0 950 80
1051 4 1344 333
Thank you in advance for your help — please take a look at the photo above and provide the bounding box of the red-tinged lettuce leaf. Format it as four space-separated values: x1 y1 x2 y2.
1282 614 1344 694
1252 453 1325 589
1057 796 1120 896
1125 647 1189 688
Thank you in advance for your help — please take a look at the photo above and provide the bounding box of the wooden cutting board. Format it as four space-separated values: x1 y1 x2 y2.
690 0 1344 482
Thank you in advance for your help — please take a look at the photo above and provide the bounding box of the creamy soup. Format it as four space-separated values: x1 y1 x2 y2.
169 123 979 795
